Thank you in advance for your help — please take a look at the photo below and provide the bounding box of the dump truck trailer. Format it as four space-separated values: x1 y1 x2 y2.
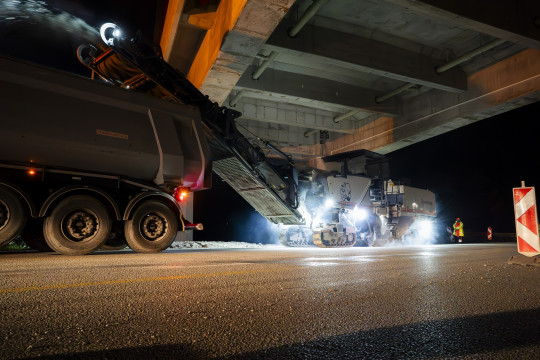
0 55 211 254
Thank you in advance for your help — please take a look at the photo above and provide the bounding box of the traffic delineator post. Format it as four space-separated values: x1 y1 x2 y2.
513 181 540 257
487 226 492 240
446 226 453 242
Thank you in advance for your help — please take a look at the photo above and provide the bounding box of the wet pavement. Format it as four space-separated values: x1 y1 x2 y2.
0 243 538 359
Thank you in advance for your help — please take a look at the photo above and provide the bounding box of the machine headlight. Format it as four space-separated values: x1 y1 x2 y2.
417 220 433 238
324 198 334 208
100 23 121 46
352 207 368 221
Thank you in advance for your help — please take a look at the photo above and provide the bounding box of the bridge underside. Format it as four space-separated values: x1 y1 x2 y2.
161 0 540 165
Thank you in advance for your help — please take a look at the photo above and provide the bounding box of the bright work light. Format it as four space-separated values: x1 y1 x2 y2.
324 198 334 208
352 207 368 221
417 220 433 238
100 22 121 46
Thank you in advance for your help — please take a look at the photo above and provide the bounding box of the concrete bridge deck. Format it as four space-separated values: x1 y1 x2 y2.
160 0 540 164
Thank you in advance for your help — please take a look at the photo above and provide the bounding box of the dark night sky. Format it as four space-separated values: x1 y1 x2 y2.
2 1 538 241
0 0 163 75
388 101 540 234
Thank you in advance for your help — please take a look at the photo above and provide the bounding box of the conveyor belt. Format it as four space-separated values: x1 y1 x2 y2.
212 156 303 225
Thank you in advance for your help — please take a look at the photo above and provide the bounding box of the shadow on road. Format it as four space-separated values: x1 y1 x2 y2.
21 308 540 359
219 308 540 360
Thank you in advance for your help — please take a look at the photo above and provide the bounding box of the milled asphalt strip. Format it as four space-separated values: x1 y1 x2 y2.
0 266 300 294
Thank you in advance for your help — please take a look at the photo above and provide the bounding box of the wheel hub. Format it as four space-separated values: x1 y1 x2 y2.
0 200 8 230
140 213 167 241
62 211 98 241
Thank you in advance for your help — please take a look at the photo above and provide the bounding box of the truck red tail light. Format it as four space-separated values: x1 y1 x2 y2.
173 187 189 202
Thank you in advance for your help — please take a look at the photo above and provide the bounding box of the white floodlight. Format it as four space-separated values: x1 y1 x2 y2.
352 207 368 221
100 23 121 46
324 198 334 208
417 220 433 238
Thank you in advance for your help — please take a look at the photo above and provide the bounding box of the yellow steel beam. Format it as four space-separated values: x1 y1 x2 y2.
160 0 186 61
187 0 248 88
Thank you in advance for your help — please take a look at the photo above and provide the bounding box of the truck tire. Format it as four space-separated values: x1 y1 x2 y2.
124 200 178 253
0 187 27 248
21 219 52 252
43 195 112 255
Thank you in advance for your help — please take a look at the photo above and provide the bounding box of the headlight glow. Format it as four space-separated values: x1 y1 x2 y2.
417 220 433 238
324 198 334 208
352 207 368 221
100 22 120 46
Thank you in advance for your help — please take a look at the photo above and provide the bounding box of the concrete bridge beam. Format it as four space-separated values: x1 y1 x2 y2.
232 98 357 135
323 48 540 156
265 20 468 93
236 66 398 115
385 0 540 49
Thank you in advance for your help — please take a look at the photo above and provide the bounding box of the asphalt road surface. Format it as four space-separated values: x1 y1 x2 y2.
1 243 539 359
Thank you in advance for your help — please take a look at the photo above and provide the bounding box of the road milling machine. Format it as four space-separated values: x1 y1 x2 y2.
279 150 437 247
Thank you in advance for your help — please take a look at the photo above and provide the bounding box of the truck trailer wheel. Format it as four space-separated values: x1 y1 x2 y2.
43 195 112 255
0 187 27 248
124 200 178 253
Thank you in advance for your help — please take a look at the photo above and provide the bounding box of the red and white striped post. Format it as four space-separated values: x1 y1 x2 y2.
487 226 492 240
446 226 453 242
513 181 540 257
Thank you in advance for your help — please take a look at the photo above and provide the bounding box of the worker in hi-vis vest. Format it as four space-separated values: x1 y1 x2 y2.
453 218 464 243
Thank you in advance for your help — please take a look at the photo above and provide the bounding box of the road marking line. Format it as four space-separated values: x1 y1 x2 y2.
0 267 298 294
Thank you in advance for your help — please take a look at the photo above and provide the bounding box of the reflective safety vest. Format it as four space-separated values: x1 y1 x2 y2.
453 220 464 237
